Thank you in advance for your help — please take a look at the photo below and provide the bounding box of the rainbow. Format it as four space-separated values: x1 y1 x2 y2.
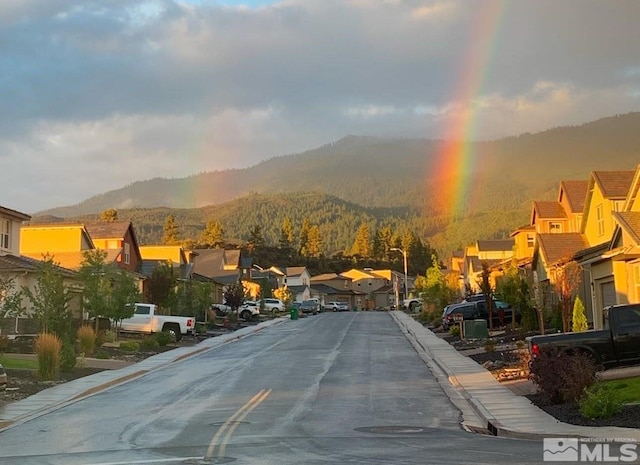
432 1 506 218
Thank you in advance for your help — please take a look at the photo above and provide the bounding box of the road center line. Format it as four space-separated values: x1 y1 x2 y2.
205 389 272 458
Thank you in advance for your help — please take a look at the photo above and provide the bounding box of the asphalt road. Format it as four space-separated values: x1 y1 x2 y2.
0 312 556 464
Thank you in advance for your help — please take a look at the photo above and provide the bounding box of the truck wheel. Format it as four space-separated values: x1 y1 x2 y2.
162 324 181 342
241 310 252 321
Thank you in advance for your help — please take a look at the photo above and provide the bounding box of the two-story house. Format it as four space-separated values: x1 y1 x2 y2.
282 266 312 302
310 273 364 309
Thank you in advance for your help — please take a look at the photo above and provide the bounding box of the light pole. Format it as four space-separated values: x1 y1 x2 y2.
391 247 408 302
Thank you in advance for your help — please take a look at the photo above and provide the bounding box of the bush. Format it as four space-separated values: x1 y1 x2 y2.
60 343 77 372
579 383 623 419
155 331 173 347
529 348 598 404
119 341 140 352
449 326 460 338
140 336 160 351
95 349 110 359
34 332 62 381
77 325 96 356
484 339 496 352
103 329 117 343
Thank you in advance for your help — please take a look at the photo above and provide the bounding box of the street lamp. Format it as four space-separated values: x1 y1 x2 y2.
390 247 408 302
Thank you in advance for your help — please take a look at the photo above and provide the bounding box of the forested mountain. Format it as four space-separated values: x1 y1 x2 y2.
32 113 640 257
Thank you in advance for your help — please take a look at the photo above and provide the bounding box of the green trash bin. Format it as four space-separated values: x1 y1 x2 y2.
290 308 299 320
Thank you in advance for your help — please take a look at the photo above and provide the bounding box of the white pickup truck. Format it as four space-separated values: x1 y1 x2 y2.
119 303 195 341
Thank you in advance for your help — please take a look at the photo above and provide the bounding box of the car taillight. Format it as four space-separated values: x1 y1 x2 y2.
531 342 540 357
187 318 194 327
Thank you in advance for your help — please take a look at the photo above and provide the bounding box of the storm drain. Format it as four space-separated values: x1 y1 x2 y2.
355 426 436 435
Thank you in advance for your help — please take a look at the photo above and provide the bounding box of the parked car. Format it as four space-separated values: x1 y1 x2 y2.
0 363 6 392
528 303 640 370
263 298 286 312
300 299 320 315
442 300 520 329
326 301 349 312
403 298 423 312
239 301 261 321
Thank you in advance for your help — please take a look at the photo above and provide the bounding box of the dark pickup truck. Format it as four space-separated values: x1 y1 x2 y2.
528 303 640 369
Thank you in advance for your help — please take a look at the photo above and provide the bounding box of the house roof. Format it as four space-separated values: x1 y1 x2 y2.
310 283 364 295
0 253 77 277
22 249 122 271
476 239 514 252
593 170 636 199
285 266 307 277
612 212 640 246
372 284 394 293
84 221 131 240
533 201 567 219
537 233 589 266
559 180 589 214
311 273 350 281
510 224 535 237
287 285 308 293
0 205 31 222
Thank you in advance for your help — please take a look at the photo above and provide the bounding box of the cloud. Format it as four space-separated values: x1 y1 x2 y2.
1 0 640 211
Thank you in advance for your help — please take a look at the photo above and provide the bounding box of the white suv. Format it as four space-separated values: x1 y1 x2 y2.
263 298 285 312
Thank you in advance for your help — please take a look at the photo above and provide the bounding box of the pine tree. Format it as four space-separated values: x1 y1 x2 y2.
306 225 323 258
299 218 311 256
247 225 266 252
162 214 180 245
200 219 225 248
351 223 371 258
279 216 295 249
572 296 588 332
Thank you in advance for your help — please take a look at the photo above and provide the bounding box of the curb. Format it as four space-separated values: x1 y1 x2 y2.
0 316 290 432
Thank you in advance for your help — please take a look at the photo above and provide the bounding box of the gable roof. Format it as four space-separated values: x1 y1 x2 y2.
311 273 351 281
0 205 31 222
537 233 589 266
559 180 589 213
84 221 132 240
623 164 640 212
22 249 122 271
612 212 640 246
285 266 307 277
532 201 567 220
593 170 636 199
0 253 77 277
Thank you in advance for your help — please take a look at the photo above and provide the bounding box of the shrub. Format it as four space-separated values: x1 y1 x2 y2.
119 341 140 352
449 326 460 338
529 348 598 404
77 325 96 356
579 383 623 419
95 349 110 359
103 329 117 343
140 336 160 351
60 343 77 372
572 297 588 333
516 340 526 349
155 331 173 347
34 332 62 381
484 339 496 352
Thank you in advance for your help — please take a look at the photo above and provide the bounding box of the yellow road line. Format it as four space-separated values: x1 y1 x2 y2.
205 389 272 458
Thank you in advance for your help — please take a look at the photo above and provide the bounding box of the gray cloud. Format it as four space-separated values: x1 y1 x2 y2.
1 0 639 213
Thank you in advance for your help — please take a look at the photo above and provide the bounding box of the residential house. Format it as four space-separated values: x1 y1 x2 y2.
84 221 142 273
310 273 364 309
1 207 82 333
282 266 311 302
462 239 514 293
189 248 257 301
573 168 639 327
341 268 403 309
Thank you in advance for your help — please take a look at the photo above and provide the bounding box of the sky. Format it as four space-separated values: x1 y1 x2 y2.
1 0 639 213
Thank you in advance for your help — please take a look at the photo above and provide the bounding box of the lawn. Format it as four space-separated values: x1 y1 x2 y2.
0 355 38 370
602 376 640 404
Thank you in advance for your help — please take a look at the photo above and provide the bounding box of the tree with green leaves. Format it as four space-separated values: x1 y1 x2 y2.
146 262 176 310
572 296 588 332
162 214 180 245
495 258 536 331
22 254 74 342
0 272 25 320
273 286 293 306
200 219 225 248
414 254 458 313
109 269 141 330
78 249 114 330
99 209 118 222
279 216 295 250
477 261 495 332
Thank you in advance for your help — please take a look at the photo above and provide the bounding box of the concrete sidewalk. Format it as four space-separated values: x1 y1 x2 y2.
391 311 640 441
0 316 289 432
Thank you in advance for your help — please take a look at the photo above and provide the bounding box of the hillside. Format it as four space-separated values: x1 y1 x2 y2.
37 113 640 219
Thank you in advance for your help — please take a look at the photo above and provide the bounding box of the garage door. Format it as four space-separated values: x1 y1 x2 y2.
601 281 617 308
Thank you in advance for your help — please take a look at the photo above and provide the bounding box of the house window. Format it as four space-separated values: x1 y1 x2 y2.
1 219 10 249
527 234 535 248
344 280 349 288
124 243 131 265
549 222 562 233
596 204 605 236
